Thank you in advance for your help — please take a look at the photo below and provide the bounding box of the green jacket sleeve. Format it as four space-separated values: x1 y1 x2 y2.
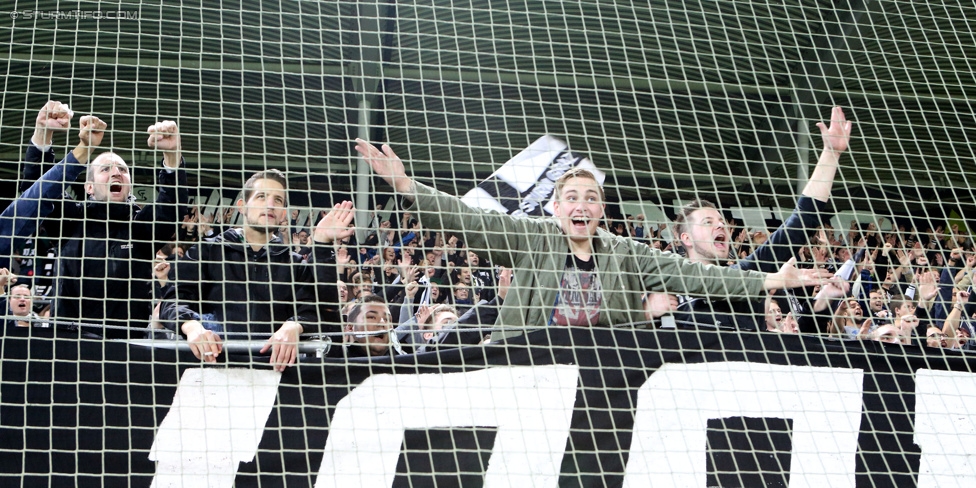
406 182 552 268
628 237 767 300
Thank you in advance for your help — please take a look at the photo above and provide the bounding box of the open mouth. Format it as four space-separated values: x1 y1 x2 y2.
571 216 588 230
110 183 123 193
714 233 728 251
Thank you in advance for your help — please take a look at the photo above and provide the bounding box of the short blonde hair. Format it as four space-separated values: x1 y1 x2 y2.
426 304 459 326
553 168 605 202
9 283 31 295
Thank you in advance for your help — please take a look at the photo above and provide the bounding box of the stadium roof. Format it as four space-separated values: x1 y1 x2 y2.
2 0 975 222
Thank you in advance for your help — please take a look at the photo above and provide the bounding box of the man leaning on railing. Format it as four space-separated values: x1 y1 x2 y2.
159 170 355 371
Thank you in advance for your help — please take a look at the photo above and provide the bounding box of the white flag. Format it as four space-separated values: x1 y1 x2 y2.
461 135 605 217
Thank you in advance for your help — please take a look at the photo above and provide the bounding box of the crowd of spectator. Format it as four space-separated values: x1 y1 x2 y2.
3 101 975 369
593 208 976 352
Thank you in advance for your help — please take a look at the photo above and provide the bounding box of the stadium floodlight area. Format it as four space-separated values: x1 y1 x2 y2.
2 0 976 486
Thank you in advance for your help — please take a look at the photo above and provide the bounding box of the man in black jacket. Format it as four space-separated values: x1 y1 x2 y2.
161 170 354 371
0 101 188 338
647 106 852 331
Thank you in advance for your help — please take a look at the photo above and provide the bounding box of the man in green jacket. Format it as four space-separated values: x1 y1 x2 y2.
355 139 833 341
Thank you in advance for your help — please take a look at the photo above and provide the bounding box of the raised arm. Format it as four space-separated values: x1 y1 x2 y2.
956 254 976 287
70 115 108 166
457 266 511 329
308 201 357 329
0 267 15 292
137 121 189 243
803 106 852 202
942 290 968 348
737 107 852 273
32 100 73 148
355 138 546 267
394 301 431 352
23 100 73 187
147 120 183 170
0 114 106 267
398 282 420 327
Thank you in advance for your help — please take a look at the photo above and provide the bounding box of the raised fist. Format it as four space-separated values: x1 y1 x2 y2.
77 115 107 148
147 120 181 152
36 100 73 132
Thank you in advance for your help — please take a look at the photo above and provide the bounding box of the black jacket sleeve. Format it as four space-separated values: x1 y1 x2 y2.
21 143 57 192
306 245 340 335
737 196 829 273
133 159 189 244
159 242 206 336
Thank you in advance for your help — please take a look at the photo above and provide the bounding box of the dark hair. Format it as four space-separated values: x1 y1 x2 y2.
673 199 718 238
889 294 913 312
158 242 176 258
242 169 288 204
351 271 372 285
346 294 387 325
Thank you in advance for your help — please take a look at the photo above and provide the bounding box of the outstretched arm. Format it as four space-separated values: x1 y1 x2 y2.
354 139 548 267
763 257 837 292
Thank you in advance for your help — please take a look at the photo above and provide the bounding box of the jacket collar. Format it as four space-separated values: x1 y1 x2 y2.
578 227 625 261
219 228 292 257
84 199 135 221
